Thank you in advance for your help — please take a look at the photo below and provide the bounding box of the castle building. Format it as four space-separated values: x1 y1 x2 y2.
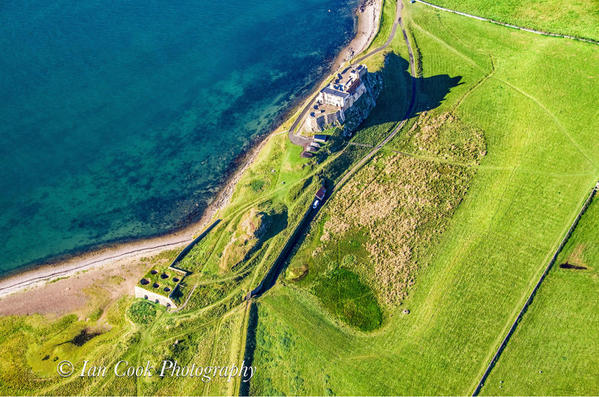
305 64 368 132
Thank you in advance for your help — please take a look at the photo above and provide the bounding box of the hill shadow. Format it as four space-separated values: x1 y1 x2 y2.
358 52 463 136
242 208 288 263
239 302 258 396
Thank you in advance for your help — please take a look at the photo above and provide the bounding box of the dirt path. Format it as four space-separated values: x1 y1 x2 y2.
334 0 417 193
414 0 599 46
288 0 400 147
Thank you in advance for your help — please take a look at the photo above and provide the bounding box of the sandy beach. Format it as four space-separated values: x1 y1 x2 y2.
0 0 382 311
334 0 382 68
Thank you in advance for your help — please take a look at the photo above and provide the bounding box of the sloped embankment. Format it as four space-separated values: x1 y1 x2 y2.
288 111 486 327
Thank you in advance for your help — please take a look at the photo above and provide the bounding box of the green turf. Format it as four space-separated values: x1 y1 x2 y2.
481 194 599 395
364 0 398 52
417 0 599 41
128 300 158 325
313 267 383 331
138 267 183 297
248 0 599 394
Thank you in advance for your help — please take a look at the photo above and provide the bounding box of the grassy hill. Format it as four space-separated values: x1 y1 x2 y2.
482 194 599 395
248 0 599 394
419 0 599 41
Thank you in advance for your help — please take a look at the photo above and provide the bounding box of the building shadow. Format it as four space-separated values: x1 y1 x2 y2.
359 52 462 132
246 52 464 302
313 52 462 165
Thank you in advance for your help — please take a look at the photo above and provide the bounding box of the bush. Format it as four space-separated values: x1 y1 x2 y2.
249 179 266 192
128 300 157 325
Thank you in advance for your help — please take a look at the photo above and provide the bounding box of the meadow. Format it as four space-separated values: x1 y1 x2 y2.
248 0 599 394
423 0 599 41
481 195 599 395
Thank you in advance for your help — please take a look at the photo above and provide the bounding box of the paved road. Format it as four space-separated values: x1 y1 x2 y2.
415 0 599 45
335 0 417 193
353 1 402 64
287 0 404 148
249 204 319 298
249 0 418 299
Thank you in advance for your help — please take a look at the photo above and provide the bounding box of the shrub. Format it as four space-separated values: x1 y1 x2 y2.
128 300 157 325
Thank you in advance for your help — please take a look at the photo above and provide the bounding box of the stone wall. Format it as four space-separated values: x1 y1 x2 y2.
134 286 177 308
341 71 383 137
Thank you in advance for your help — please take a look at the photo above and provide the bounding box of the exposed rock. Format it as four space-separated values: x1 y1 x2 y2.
342 71 383 137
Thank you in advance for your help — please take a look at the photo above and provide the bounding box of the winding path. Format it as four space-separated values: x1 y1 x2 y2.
287 0 404 148
0 238 192 297
249 0 417 300
334 0 417 193
414 0 599 46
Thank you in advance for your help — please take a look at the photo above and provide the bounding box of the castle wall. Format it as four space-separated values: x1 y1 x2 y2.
302 65 372 133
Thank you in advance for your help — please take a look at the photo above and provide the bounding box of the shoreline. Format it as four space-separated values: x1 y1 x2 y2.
0 132 272 298
334 0 382 69
0 0 382 300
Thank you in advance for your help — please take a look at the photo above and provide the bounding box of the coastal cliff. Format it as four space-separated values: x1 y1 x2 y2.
341 69 383 136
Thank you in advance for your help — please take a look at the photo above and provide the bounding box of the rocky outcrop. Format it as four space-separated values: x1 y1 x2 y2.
341 70 383 137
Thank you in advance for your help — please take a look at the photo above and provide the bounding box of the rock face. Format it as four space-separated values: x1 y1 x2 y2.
303 65 383 134
341 71 383 137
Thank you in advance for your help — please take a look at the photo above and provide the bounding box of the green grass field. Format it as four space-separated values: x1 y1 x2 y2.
365 0 398 51
249 0 599 394
421 0 599 41
0 101 368 395
481 194 599 395
1 0 598 394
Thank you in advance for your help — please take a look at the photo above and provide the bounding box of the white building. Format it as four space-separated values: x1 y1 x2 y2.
320 87 351 108
305 64 368 132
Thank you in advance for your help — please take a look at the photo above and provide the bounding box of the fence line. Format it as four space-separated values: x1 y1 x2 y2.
414 0 599 46
473 181 598 395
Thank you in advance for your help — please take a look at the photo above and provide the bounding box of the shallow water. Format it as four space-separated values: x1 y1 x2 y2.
0 0 359 273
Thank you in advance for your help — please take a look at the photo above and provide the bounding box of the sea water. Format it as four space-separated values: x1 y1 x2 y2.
0 0 359 273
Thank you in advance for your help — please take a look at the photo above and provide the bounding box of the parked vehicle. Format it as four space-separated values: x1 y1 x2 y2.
315 186 326 200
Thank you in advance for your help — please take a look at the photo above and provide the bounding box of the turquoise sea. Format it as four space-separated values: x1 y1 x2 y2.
0 0 360 274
